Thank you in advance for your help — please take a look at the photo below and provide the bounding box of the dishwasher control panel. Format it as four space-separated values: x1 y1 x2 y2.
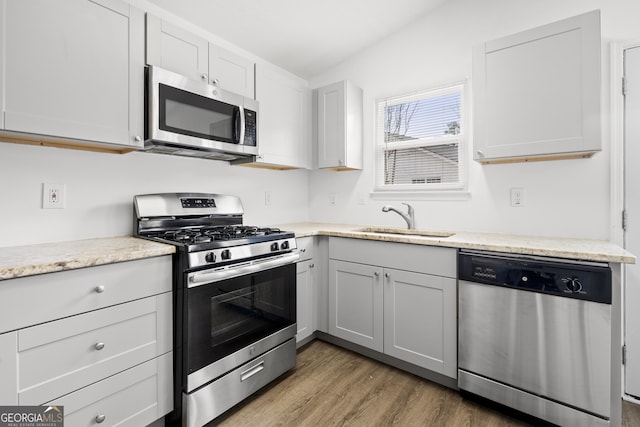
458 250 612 304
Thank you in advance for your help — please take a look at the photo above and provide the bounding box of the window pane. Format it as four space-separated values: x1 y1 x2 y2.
384 143 460 185
375 82 466 192
384 92 461 143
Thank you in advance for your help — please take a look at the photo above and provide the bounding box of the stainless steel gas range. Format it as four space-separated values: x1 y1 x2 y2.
134 193 299 427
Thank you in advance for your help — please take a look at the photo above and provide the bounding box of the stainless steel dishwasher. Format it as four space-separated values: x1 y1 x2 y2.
458 249 612 426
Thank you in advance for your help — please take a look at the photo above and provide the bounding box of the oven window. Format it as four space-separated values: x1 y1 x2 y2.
187 264 296 374
159 84 238 143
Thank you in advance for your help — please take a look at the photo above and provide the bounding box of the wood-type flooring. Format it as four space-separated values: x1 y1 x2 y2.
210 339 640 427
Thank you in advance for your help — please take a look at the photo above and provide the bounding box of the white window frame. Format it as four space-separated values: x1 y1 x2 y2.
372 81 469 201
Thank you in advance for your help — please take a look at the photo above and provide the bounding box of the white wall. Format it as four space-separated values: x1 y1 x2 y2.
309 0 640 240
0 142 309 247
0 0 311 249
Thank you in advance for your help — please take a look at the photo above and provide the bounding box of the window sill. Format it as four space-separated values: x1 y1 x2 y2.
370 190 471 201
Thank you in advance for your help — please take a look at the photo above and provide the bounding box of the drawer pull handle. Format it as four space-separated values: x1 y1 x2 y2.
240 361 264 382
95 342 105 351
300 248 306 252
95 285 105 293
95 414 106 423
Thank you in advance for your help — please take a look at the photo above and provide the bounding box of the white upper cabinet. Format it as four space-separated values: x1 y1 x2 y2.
209 44 255 99
317 80 363 170
146 14 209 83
254 62 311 169
146 14 255 98
473 10 601 163
1 0 145 149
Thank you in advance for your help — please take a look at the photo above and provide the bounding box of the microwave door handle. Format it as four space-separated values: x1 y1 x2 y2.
237 106 246 145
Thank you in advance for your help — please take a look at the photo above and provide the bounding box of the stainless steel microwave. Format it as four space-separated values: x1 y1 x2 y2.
144 66 258 163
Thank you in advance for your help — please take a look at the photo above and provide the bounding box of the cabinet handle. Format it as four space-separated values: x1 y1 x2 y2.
95 285 105 293
95 414 106 424
385 273 390 279
300 248 306 253
374 271 380 277
133 135 142 142
477 150 484 157
310 264 314 268
201 73 208 81
211 78 220 86
95 342 105 351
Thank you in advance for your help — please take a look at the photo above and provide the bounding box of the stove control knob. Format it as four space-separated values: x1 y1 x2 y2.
563 277 583 293
205 252 216 263
281 241 290 250
221 249 231 260
270 242 279 251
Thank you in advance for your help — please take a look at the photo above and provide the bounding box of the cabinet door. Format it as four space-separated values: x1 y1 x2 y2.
296 260 315 343
473 10 600 162
317 81 346 168
0 332 17 405
328 260 383 352
383 269 457 378
3 0 144 147
146 14 209 83
209 44 255 99
254 63 311 169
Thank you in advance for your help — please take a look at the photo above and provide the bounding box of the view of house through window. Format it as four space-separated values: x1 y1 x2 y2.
375 83 466 192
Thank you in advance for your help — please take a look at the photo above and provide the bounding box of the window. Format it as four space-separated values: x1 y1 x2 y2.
375 83 466 194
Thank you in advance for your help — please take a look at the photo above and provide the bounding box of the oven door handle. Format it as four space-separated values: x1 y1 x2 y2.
187 252 300 287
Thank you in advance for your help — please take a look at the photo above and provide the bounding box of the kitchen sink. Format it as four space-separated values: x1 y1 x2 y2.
355 227 455 238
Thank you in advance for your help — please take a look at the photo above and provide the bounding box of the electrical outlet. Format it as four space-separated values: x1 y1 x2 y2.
329 193 336 206
510 187 525 207
43 183 66 209
265 191 272 206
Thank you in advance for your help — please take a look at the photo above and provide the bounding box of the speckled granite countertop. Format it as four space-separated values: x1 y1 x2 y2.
275 222 636 264
0 237 175 280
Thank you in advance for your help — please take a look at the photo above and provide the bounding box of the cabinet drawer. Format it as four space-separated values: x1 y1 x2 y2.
0 256 171 333
18 293 172 405
296 237 314 262
46 352 173 427
329 237 456 278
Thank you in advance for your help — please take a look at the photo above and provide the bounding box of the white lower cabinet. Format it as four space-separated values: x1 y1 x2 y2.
328 238 457 379
329 260 383 351
0 332 17 405
296 237 316 344
296 259 315 343
0 255 174 425
383 268 457 378
46 352 172 427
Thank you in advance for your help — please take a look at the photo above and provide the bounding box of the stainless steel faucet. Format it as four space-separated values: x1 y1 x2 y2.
382 203 415 229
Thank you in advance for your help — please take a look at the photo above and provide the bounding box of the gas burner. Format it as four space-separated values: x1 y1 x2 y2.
146 225 290 248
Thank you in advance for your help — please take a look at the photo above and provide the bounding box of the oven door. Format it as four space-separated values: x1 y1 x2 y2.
184 262 296 392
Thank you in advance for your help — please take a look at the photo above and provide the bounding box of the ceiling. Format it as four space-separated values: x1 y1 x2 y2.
146 0 448 79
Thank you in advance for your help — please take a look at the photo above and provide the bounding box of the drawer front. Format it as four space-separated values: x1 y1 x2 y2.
329 237 456 278
0 256 172 333
296 237 314 261
185 339 295 427
18 293 172 405
45 352 173 427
